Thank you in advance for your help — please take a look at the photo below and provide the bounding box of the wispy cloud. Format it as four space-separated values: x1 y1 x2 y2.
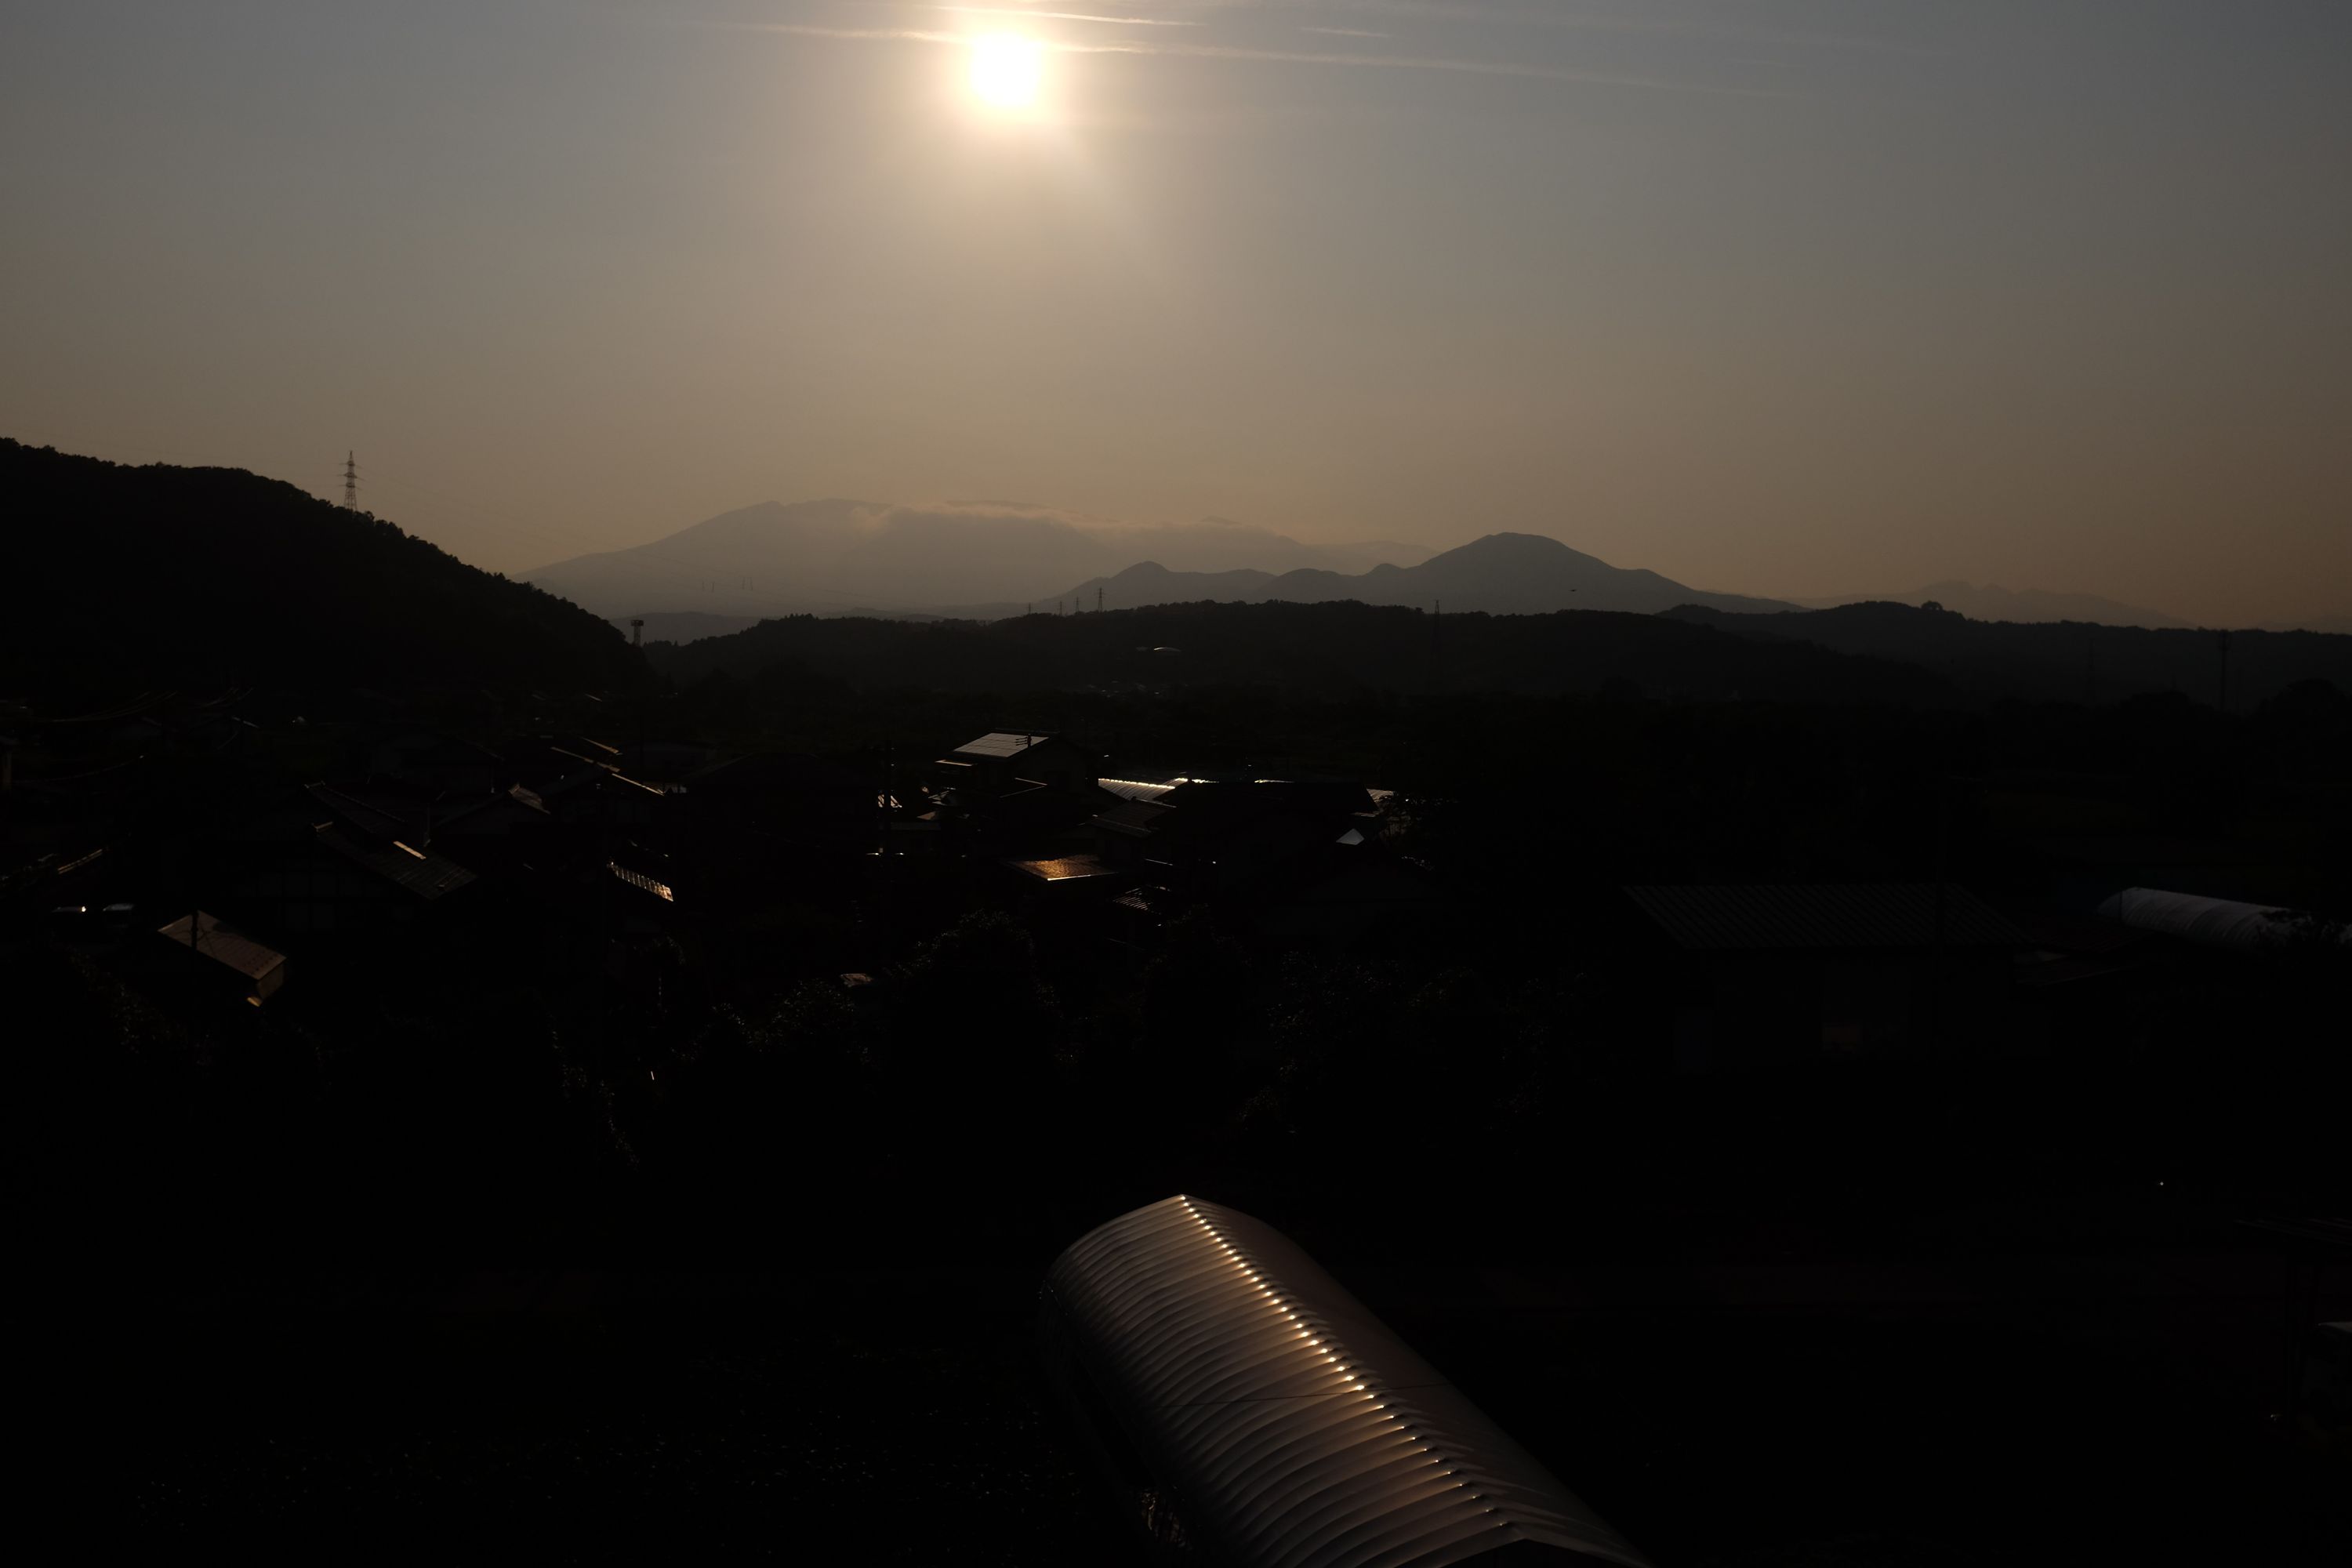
931 5 1195 26
1302 0 1936 57
1076 34 1788 96
723 13 1790 97
1300 27 1389 40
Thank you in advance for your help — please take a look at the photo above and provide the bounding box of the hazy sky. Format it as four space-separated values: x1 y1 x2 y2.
4 2 2347 623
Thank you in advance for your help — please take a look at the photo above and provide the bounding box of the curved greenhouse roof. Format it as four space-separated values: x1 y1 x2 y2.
2095 886 2346 952
1043 1196 1649 1568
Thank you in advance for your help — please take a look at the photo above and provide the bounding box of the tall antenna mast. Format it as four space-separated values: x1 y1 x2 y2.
342 451 359 511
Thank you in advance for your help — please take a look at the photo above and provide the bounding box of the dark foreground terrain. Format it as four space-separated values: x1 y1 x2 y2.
11 449 2349 1563
82 1241 2347 1564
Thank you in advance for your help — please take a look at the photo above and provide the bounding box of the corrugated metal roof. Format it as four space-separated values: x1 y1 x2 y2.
314 826 478 901
608 861 675 902
1100 777 1181 803
1625 884 2027 951
1045 1196 1649 1568
951 731 1051 760
2095 887 2345 951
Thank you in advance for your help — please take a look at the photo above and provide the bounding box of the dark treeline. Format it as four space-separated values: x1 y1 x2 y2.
647 600 1956 707
1670 599 2352 710
1 439 639 703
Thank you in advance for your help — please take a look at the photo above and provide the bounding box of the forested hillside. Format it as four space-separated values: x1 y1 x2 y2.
2 440 641 702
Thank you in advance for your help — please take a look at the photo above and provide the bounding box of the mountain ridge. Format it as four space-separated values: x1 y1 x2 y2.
1036 532 1798 618
521 499 1435 618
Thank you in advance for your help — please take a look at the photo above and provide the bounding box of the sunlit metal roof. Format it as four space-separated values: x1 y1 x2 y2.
1100 776 1181 803
1004 855 1119 884
608 862 674 902
1044 1196 1649 1567
950 731 1053 760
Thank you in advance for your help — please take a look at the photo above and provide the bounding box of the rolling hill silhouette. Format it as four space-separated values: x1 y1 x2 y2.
645 598 1944 706
1798 582 2189 628
1 439 639 702
1035 533 1796 618
1663 601 2352 710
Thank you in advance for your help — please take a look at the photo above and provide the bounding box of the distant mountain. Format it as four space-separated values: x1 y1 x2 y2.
1798 582 2188 629
522 500 1429 619
0 439 639 702
1663 601 2352 710
1044 534 1796 618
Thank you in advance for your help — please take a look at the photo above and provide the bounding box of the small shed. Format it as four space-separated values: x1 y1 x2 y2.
935 731 1098 803
154 911 288 1005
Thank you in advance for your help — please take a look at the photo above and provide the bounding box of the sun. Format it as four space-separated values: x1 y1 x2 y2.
968 34 1044 111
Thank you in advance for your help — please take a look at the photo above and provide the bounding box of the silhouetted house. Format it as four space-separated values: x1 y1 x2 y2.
1252 843 1446 948
1089 780 1378 895
678 751 881 910
152 911 287 1007
366 730 503 797
222 820 479 936
315 825 478 903
689 751 876 851
1041 1196 1650 1567
1089 798 1176 863
936 731 1099 804
532 752 666 829
1624 884 2029 1071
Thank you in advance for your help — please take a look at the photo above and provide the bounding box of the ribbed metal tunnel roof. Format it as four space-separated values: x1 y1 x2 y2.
1044 1196 1650 1568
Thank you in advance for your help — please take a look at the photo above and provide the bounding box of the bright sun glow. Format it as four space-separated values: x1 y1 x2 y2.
968 34 1044 110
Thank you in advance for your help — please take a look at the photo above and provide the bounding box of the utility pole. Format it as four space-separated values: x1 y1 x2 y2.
342 452 359 511
1097 586 1104 614
1929 773 1951 1052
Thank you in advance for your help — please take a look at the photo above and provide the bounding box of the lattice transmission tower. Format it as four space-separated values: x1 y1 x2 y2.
342 451 359 511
